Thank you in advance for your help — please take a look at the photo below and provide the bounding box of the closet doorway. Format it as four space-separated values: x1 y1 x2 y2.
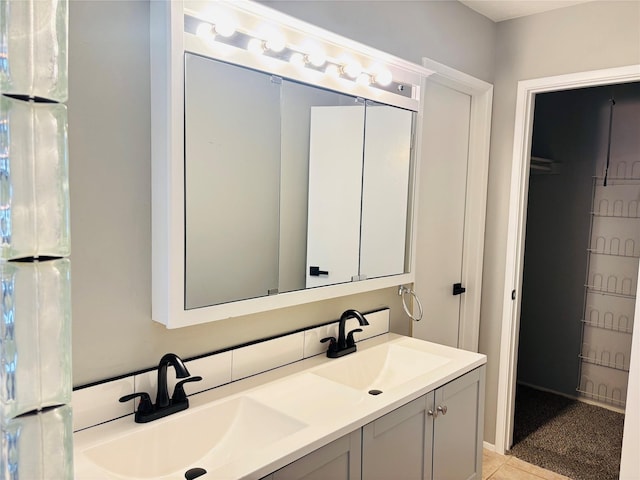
512 81 640 480
495 64 640 478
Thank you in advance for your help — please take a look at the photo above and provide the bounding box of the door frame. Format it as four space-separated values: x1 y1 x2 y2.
419 58 493 352
495 64 640 454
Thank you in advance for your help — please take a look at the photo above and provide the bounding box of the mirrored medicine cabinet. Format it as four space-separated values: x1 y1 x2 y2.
151 0 432 328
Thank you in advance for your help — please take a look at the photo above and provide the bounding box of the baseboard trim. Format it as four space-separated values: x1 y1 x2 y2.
483 441 497 452
575 395 626 414
516 381 578 401
517 381 626 414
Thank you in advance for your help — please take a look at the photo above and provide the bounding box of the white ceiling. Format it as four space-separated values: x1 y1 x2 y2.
459 0 595 22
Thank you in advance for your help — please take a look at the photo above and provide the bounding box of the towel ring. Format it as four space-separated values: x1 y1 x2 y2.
398 285 423 321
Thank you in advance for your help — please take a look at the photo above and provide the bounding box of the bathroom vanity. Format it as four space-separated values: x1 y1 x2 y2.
265 366 483 480
73 334 486 479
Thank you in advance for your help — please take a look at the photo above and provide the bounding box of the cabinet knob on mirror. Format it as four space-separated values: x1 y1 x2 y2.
309 266 329 276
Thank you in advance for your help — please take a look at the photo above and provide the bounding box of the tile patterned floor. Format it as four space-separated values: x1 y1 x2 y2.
483 449 571 480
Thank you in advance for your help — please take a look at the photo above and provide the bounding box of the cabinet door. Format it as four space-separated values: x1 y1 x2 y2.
432 367 485 480
270 430 361 480
362 393 435 480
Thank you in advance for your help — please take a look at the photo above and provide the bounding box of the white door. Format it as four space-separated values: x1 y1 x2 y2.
306 105 365 288
360 104 413 279
413 80 472 348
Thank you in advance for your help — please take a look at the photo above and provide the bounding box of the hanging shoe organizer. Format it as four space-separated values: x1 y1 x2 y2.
577 163 639 409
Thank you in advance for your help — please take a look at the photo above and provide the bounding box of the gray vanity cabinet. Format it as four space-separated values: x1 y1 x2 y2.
264 430 362 480
362 367 484 480
431 367 485 480
361 393 435 480
263 367 484 480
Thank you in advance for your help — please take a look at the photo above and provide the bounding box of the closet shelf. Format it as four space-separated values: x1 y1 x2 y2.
586 249 640 259
581 319 634 334
584 287 636 299
579 355 629 372
575 388 626 407
591 213 640 219
593 175 640 184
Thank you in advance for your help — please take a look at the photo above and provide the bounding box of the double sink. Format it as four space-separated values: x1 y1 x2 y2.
74 335 483 479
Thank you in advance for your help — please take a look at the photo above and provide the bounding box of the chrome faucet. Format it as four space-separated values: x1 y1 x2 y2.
321 309 369 358
119 353 202 423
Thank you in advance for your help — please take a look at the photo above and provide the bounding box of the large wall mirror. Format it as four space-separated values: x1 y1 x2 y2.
185 53 415 309
151 1 431 327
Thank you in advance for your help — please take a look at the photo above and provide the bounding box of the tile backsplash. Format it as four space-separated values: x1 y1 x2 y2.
72 308 390 432
231 332 305 381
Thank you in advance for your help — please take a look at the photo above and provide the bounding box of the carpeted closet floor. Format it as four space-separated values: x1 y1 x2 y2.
509 384 625 480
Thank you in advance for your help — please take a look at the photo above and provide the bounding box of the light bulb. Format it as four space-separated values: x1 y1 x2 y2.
356 73 371 86
247 38 265 54
264 33 286 52
196 22 215 39
343 60 362 79
290 52 305 67
325 64 340 78
214 19 236 38
307 50 326 67
374 68 393 87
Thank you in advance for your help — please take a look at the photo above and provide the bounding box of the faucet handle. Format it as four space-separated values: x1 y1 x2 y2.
119 392 153 414
321 336 337 353
172 376 203 403
346 328 363 347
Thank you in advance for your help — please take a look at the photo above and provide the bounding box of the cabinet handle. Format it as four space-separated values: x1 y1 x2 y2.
427 409 438 417
437 405 448 415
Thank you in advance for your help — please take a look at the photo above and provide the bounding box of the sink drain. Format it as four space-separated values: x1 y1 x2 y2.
185 467 207 480
368 389 383 395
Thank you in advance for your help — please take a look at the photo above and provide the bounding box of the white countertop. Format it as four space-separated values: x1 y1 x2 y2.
73 334 486 480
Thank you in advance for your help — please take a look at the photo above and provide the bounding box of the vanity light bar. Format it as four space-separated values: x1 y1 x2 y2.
183 14 410 98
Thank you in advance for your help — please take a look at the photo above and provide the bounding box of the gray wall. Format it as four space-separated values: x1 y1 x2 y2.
480 1 640 443
68 0 495 386
261 0 496 83
517 88 605 396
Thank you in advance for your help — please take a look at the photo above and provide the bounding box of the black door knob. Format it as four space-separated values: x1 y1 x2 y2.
310 266 329 276
453 283 466 295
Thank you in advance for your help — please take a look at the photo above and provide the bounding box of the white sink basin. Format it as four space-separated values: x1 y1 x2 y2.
247 372 367 422
83 396 306 478
311 340 451 392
